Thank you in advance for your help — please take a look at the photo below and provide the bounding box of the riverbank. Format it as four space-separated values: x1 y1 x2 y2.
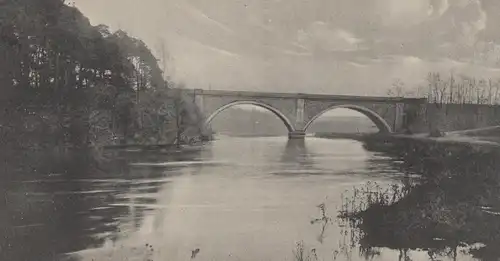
314 132 369 141
314 130 500 154
337 131 500 260
316 126 500 147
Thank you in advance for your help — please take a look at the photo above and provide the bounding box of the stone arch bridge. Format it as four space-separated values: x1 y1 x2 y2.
175 88 426 139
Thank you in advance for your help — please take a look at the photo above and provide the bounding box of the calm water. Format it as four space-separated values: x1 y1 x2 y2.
1 137 477 261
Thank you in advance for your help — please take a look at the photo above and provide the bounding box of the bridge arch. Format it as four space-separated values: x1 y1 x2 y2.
205 101 295 132
303 104 392 133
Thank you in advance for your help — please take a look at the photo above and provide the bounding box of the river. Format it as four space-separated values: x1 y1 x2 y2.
0 136 482 261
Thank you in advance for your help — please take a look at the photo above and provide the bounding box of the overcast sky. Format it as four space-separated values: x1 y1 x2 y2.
74 0 500 96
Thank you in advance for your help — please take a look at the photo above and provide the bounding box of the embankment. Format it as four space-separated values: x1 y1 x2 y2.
314 132 370 141
339 131 500 260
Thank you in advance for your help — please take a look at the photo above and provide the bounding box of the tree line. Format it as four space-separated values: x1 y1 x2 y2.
386 72 500 135
388 72 500 106
0 0 204 151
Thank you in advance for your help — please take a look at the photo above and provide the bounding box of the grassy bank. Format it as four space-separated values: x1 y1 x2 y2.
338 133 500 260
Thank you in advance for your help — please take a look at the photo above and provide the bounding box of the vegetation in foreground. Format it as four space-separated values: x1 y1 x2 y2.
338 139 500 261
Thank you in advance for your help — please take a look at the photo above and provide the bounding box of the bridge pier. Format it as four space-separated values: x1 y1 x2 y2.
288 131 306 139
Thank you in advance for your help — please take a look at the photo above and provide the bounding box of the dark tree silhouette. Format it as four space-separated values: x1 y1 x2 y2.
0 0 204 152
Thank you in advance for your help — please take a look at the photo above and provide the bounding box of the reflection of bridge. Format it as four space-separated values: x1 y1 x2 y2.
177 88 426 139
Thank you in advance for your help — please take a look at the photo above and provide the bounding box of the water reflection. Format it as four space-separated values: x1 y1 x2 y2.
3 137 498 261
1 153 122 261
0 148 204 261
282 139 307 159
63 137 410 261
276 139 317 175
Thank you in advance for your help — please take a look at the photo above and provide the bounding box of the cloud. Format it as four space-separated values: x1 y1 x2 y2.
428 0 450 17
378 0 433 26
181 36 241 58
297 22 363 53
177 2 235 35
342 0 489 64
443 0 486 45
73 0 500 95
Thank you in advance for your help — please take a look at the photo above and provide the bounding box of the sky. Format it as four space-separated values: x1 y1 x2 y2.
74 0 500 97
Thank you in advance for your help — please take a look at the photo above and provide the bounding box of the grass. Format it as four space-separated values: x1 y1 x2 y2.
338 181 411 221
292 241 318 261
333 136 500 261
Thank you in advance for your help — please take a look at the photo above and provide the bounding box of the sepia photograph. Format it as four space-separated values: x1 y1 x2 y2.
2 0 500 260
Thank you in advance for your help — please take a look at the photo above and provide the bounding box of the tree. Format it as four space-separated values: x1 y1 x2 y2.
388 72 500 106
386 71 500 136
387 79 405 97
1 0 206 151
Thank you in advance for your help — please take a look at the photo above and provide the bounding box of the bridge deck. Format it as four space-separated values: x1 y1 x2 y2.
173 88 425 103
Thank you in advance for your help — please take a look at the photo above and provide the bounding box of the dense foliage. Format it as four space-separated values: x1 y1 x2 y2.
0 0 203 151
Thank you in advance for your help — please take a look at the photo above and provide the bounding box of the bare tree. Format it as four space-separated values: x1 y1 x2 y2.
448 73 455 104
385 71 500 136
426 72 447 106
494 79 500 104
386 71 500 106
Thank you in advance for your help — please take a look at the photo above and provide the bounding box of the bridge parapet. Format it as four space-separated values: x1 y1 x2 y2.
177 88 422 102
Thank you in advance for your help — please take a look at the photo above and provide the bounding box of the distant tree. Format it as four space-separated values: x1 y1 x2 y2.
386 78 424 98
387 79 405 97
386 71 500 136
387 72 500 106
